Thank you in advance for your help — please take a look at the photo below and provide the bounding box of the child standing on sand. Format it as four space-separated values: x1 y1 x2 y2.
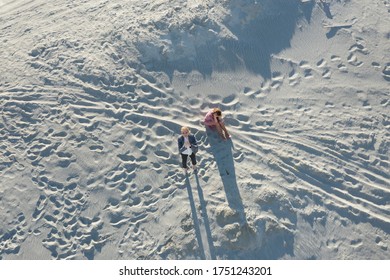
203 108 231 140
178 126 198 172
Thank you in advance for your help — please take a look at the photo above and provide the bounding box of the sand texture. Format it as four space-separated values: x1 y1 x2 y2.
0 0 389 259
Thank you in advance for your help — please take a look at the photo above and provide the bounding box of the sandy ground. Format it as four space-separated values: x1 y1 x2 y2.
0 0 389 260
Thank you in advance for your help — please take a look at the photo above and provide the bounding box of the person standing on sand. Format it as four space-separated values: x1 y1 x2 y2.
178 126 198 172
203 108 231 140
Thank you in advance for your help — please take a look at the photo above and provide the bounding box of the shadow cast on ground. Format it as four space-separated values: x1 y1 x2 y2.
206 129 247 224
195 172 217 260
141 1 312 80
184 176 206 259
184 172 216 260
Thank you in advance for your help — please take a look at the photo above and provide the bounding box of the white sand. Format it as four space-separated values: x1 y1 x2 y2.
0 0 389 260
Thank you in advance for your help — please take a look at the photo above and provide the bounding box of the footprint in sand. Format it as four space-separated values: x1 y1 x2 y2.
350 238 363 248
255 119 274 129
326 238 341 252
155 125 175 137
56 151 75 168
322 69 332 79
89 144 104 152
375 236 388 251
325 101 335 108
0 212 28 256
222 94 240 108
381 63 390 82
233 151 245 163
152 162 163 173
349 39 369 55
206 94 223 103
371 62 381 69
242 87 261 98
347 39 368 67
337 63 348 72
316 58 327 68
288 69 301 86
270 72 284 89
330 55 348 72
347 53 364 67
316 58 332 79
259 80 271 94
236 114 250 126
154 150 171 161
330 55 341 62
32 194 48 220
188 97 202 109
298 61 314 79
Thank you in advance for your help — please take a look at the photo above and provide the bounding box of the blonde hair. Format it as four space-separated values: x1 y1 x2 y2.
213 108 222 116
181 126 190 134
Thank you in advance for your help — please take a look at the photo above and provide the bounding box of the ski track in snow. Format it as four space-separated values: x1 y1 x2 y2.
0 0 389 260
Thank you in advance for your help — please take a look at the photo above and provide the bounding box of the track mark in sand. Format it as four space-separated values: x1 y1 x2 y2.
233 150 245 163
347 53 364 67
56 151 75 168
337 63 348 73
270 72 284 89
316 58 327 68
288 69 301 86
350 238 363 248
349 39 369 55
118 223 156 259
242 87 261 98
205 94 223 104
371 62 381 69
326 238 341 252
347 39 368 67
382 63 390 82
299 61 314 79
330 55 348 73
255 119 274 130
32 194 48 221
188 97 202 109
315 59 331 78
321 69 331 79
331 55 341 62
325 101 335 108
89 144 104 151
154 150 171 161
375 236 388 251
233 130 390 230
222 94 240 108
236 114 251 126
152 162 163 174
39 184 108 259
0 212 28 258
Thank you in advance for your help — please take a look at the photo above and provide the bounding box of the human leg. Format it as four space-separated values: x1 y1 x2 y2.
181 154 189 168
189 153 197 167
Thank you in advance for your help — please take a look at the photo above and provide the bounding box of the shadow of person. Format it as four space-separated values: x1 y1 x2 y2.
206 128 247 225
184 176 206 260
194 172 216 260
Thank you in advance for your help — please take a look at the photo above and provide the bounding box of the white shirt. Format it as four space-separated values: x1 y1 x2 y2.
182 136 193 155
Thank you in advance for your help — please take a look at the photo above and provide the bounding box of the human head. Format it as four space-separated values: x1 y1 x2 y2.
213 108 222 117
181 126 190 135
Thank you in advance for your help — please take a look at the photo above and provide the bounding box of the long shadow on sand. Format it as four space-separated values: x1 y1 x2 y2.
194 172 217 259
184 176 206 259
185 174 216 260
206 129 247 224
